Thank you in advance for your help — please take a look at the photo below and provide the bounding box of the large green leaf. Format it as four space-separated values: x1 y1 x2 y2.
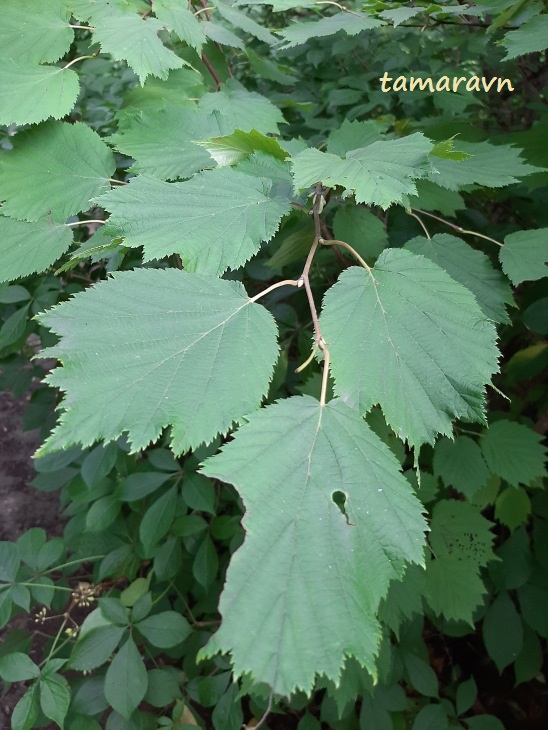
92 14 186 83
320 249 499 450
37 269 279 455
291 134 434 209
153 0 206 53
404 234 514 323
0 62 79 126
481 420 547 487
502 15 548 59
214 1 277 45
97 169 291 274
277 11 383 49
200 396 427 695
109 106 232 180
198 80 285 134
104 637 148 719
499 228 548 285
0 122 115 223
429 141 540 190
0 217 73 283
0 0 73 64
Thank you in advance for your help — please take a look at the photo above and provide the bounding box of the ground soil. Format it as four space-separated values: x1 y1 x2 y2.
0 390 61 730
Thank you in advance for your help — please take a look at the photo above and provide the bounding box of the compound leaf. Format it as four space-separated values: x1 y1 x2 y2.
92 14 186 84
0 0 73 64
499 228 548 285
277 11 383 49
502 15 548 59
481 420 547 487
320 250 499 450
37 269 279 455
0 217 73 283
0 62 79 127
292 134 434 209
109 106 232 181
404 233 514 324
97 169 291 274
199 396 427 696
0 122 115 223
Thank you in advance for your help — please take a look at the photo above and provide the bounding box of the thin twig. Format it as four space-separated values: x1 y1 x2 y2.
194 6 214 16
108 178 128 185
249 278 301 303
319 238 372 271
315 0 362 16
407 211 431 239
201 53 222 89
65 219 106 227
245 693 273 730
411 208 503 247
320 346 330 408
69 24 95 30
62 53 98 70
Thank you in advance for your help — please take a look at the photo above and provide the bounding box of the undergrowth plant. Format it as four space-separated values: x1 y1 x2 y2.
0 0 547 728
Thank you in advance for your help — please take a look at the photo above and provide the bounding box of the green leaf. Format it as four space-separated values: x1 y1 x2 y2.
200 396 427 695
204 21 246 49
109 106 231 181
215 1 277 45
92 14 186 84
277 11 383 49
429 500 496 568
499 228 548 285
144 668 182 708
456 676 477 715
320 250 499 450
0 122 115 223
292 134 434 209
431 138 472 162
99 598 129 626
12 685 39 730
199 80 285 134
0 0 73 64
117 472 174 502
403 652 438 698
153 0 206 53
193 535 219 588
197 129 288 167
139 485 178 554
0 652 40 682
98 169 290 273
40 673 71 729
70 625 126 671
429 141 540 190
424 555 486 624
0 541 20 581
326 120 383 157
333 206 388 262
0 217 73 284
37 269 279 455
212 683 243 730
104 637 148 720
0 284 31 303
502 14 548 59
136 611 191 647
0 62 79 126
412 704 449 730
408 180 466 217
482 591 523 673
515 626 543 685
495 487 531 531
0 304 30 350
182 473 216 514
465 716 505 730
433 436 490 499
82 443 118 488
481 420 547 487
404 233 514 324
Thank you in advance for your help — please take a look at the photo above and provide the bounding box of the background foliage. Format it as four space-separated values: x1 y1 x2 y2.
1 0 547 728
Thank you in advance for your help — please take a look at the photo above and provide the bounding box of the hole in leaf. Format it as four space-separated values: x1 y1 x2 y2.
332 490 355 526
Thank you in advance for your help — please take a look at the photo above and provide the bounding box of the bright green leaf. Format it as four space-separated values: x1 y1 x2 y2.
292 134 434 209
200 396 427 695
0 122 115 223
0 0 73 64
320 250 499 449
97 169 291 273
37 269 279 455
404 233 514 323
500 228 548 285
277 11 383 49
197 129 288 167
502 14 548 59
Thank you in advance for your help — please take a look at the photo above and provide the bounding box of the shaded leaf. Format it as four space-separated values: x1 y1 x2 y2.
0 217 73 284
500 228 548 285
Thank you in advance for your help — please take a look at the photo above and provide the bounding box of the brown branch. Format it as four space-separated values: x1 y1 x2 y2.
201 52 222 90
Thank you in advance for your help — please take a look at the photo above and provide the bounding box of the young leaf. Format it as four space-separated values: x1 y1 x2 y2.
197 129 288 167
481 420 547 487
104 637 148 720
0 0 73 64
499 228 548 285
277 11 383 49
0 122 115 223
0 217 73 284
0 62 79 126
404 233 514 323
37 269 279 455
97 169 291 274
199 396 427 696
92 14 186 84
292 134 434 209
320 250 499 450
